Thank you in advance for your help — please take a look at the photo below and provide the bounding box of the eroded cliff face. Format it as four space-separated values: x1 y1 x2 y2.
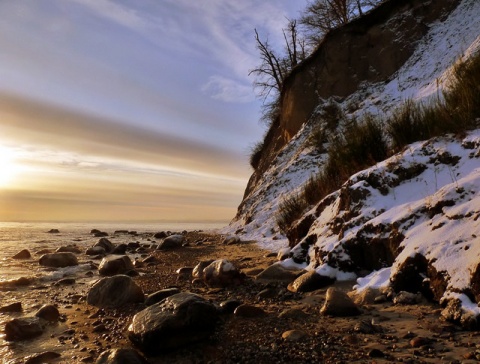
240 0 461 204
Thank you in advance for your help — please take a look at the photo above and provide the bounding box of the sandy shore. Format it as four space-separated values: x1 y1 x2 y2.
2 230 479 363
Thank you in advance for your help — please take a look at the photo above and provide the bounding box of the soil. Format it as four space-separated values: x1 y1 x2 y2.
2 231 480 363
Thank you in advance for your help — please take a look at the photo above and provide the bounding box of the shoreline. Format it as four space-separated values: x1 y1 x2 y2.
1 229 478 363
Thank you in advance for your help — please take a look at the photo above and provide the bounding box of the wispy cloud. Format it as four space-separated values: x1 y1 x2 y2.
201 76 254 103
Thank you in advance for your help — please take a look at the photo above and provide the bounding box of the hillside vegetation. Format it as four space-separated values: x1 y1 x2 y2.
225 0 480 328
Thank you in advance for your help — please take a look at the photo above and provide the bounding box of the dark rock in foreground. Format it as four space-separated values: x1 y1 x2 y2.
87 275 144 308
4 317 44 341
24 351 61 364
39 252 78 268
47 229 60 234
128 292 218 355
98 255 135 276
0 302 22 313
145 288 181 306
94 238 114 253
12 249 31 260
95 348 150 364
35 304 60 322
157 234 185 250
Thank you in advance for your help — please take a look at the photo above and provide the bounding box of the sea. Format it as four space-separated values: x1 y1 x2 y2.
0 221 227 363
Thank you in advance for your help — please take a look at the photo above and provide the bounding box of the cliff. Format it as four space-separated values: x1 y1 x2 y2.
224 0 480 328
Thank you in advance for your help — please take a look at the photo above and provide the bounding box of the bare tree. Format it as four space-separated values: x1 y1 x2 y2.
249 19 306 102
300 0 383 46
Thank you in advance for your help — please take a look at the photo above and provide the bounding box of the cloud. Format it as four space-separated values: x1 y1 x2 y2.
0 93 250 180
201 76 254 103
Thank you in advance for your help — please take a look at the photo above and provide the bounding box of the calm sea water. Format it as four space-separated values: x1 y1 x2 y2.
0 221 227 281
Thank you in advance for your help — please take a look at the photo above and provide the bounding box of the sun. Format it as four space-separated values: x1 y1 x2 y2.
0 146 21 188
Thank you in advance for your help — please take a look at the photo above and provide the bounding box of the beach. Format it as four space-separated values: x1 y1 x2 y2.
0 225 478 363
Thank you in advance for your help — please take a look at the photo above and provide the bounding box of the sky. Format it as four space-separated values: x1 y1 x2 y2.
0 0 307 223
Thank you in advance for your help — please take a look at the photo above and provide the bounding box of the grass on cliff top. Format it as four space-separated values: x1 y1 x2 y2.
277 52 480 236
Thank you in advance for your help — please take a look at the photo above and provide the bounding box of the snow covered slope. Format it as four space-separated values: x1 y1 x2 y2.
225 0 480 327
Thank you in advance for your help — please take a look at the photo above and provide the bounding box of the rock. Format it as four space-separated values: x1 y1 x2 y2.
86 246 106 256
192 260 215 279
12 249 31 260
94 231 109 237
203 259 244 287
128 292 218 355
91 229 101 234
0 302 22 313
282 329 307 342
354 320 383 334
257 288 278 299
0 277 32 287
24 351 61 364
87 275 144 308
410 336 431 348
95 348 150 364
278 308 309 320
176 266 193 277
351 287 383 305
54 278 76 286
153 231 167 239
94 238 114 253
47 229 60 234
145 288 181 306
288 270 335 293
393 291 422 305
35 249 52 255
4 317 44 341
35 305 60 322
222 236 240 245
277 247 291 261
128 242 140 249
111 244 128 255
234 304 266 318
321 287 361 317
219 300 242 314
98 255 135 276
56 246 82 254
255 263 305 283
368 348 385 358
157 234 185 250
39 252 78 268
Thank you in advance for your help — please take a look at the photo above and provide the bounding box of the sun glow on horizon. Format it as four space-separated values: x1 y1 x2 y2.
0 146 23 188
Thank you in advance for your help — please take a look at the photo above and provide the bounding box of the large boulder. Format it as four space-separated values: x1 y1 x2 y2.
255 263 305 283
39 252 78 268
95 348 150 364
203 259 244 287
35 305 60 322
56 246 81 254
98 255 135 276
86 246 107 256
128 292 218 355
192 260 215 279
321 287 361 317
12 249 31 260
157 234 185 250
288 271 335 293
87 275 144 308
94 238 114 253
4 317 44 341
145 288 181 307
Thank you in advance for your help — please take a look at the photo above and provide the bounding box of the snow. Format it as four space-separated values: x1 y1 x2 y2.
353 267 392 293
226 0 480 321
